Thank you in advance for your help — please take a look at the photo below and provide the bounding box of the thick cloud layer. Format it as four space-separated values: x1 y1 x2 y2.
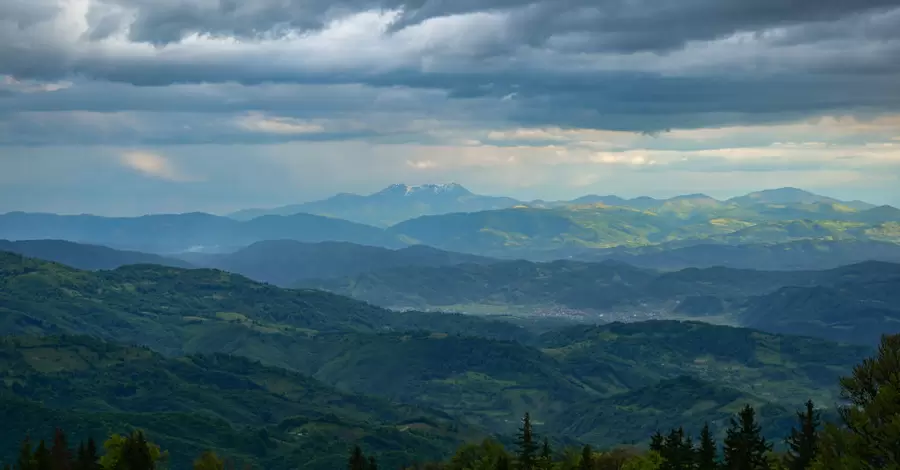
1 0 899 213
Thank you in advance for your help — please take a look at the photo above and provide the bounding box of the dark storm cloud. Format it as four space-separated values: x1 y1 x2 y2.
0 0 899 140
85 0 899 52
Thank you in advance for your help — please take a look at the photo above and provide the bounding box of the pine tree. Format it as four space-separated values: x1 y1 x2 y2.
539 439 552 470
661 427 693 470
785 400 820 470
34 441 52 470
516 413 538 470
696 423 718 470
51 429 72 470
85 439 98 470
367 456 377 470
348 446 366 470
17 437 35 470
650 432 665 453
579 445 592 470
722 405 772 470
75 439 98 470
495 454 511 470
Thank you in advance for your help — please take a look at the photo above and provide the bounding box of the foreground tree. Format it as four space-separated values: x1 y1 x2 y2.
17 437 35 470
447 438 509 470
785 401 820 470
348 446 367 470
723 405 772 470
696 423 718 470
539 439 553 470
99 431 166 470
517 413 539 470
74 439 99 470
812 334 900 469
193 452 224 470
51 429 71 470
34 441 52 470
579 445 593 470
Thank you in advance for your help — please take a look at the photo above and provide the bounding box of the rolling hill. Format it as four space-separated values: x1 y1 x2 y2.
0 335 474 470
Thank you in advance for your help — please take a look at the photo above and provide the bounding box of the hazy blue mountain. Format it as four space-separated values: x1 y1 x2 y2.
0 211 403 253
727 187 875 210
0 239 193 270
603 239 900 271
185 240 495 286
742 261 900 345
229 183 522 226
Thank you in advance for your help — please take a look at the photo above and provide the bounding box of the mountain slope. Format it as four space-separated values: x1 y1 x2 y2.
549 376 795 447
185 240 494 286
0 239 193 270
0 212 402 254
0 335 474 470
741 261 900 345
230 184 521 226
0 251 531 352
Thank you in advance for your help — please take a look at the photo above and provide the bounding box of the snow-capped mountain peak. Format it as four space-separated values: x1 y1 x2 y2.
377 183 470 197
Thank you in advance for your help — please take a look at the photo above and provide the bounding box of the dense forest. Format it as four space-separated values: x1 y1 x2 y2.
4 334 896 470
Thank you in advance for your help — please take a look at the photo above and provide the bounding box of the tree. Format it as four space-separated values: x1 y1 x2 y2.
649 433 664 454
17 437 35 470
495 454 511 470
722 405 772 470
696 423 718 470
348 446 366 470
35 441 53 470
785 401 820 470
580 445 593 470
812 334 900 469
660 428 693 470
516 413 539 470
447 438 508 470
74 439 99 470
367 456 378 470
539 439 553 470
193 452 224 470
51 429 72 470
99 432 165 470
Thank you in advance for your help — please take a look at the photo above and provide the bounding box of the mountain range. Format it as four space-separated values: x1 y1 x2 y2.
229 183 520 227
2 186 897 260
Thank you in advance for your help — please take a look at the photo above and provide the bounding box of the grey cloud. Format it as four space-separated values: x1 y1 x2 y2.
70 0 900 53
0 0 899 139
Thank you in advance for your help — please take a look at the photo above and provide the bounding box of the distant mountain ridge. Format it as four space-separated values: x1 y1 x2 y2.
229 185 887 227
0 211 403 254
229 183 521 226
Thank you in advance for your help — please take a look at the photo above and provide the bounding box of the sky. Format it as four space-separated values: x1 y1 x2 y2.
1 0 899 215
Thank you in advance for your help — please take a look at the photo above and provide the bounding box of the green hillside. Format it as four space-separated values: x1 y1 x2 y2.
0 335 471 470
0 252 877 464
